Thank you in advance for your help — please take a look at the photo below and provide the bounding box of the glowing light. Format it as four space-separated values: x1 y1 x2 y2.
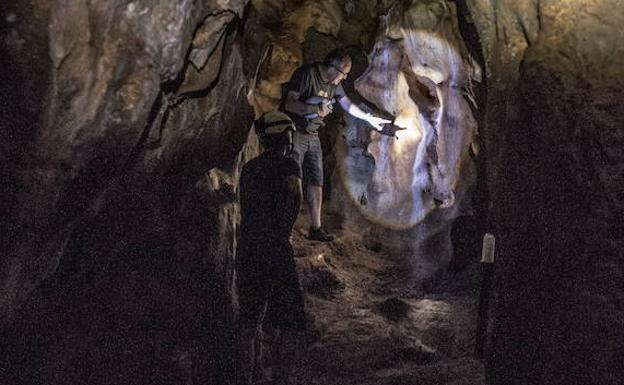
340 17 479 229
393 110 422 142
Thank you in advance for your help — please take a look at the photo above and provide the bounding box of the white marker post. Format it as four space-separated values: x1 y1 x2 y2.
476 233 495 358
481 233 496 263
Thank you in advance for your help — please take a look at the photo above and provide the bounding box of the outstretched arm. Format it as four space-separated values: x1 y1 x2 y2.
338 96 391 130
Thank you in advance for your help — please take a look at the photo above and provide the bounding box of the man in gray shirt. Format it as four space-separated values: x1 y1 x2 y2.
281 49 390 241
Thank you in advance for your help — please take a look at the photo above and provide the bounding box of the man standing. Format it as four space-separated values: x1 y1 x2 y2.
281 49 390 241
235 111 305 385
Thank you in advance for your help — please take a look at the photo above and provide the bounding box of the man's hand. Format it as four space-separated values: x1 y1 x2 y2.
318 100 333 118
337 95 392 130
366 115 392 131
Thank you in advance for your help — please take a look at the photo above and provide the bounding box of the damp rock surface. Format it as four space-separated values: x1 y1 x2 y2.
1 1 255 383
466 0 624 384
328 0 480 283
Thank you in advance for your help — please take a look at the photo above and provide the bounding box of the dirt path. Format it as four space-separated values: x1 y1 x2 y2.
285 224 486 385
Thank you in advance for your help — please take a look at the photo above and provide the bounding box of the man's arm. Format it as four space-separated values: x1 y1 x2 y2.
284 91 330 117
338 95 391 130
286 175 303 210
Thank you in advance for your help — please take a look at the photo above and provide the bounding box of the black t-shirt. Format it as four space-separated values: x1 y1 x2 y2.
239 152 301 245
280 63 346 133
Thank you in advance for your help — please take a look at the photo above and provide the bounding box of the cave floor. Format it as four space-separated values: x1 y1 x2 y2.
2 213 485 385
277 216 486 385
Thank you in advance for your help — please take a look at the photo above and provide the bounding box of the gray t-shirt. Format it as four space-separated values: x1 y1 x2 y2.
280 63 346 133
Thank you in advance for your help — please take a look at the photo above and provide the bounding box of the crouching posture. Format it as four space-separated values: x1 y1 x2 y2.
235 111 305 385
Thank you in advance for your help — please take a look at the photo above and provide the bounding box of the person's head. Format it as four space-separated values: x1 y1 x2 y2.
323 49 352 85
254 111 296 154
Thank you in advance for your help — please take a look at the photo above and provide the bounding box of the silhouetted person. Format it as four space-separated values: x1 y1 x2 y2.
281 48 390 242
235 111 304 385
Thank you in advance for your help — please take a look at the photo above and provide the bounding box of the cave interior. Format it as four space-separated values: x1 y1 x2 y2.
1 1 623 385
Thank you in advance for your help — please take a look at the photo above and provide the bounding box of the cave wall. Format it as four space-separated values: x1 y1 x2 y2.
465 1 624 384
0 0 369 383
329 0 480 280
1 0 257 383
3 0 622 384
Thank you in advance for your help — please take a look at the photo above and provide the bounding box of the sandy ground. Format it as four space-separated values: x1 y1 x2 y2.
266 215 487 385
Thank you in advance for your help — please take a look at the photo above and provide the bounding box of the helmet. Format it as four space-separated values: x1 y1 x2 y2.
254 111 296 149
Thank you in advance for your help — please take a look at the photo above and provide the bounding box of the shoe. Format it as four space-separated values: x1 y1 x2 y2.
308 227 334 242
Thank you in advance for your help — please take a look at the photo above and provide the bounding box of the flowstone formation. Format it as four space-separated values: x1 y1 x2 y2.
331 0 480 279
347 0 479 226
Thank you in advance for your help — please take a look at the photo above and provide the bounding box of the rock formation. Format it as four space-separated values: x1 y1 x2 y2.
331 0 479 280
465 1 624 384
1 1 255 382
1 0 622 384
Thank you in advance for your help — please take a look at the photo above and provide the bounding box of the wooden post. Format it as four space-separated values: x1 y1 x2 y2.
476 233 495 358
